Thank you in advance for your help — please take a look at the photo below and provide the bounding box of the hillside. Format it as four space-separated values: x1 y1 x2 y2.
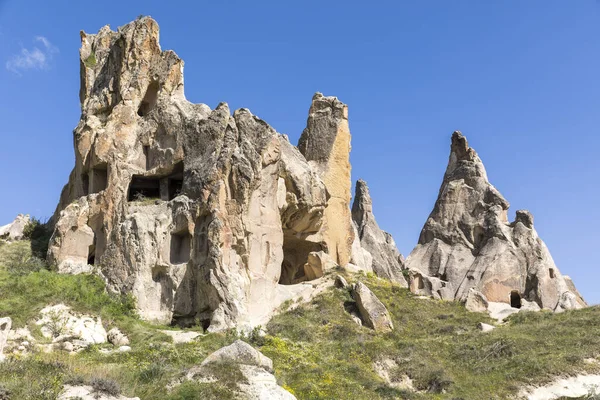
0 238 598 399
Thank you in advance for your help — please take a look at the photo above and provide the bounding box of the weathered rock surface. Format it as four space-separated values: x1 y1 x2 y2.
520 374 600 400
351 180 407 286
0 317 11 361
36 304 107 346
184 340 296 400
477 322 496 332
405 131 586 311
58 385 139 400
352 282 394 332
0 214 30 241
465 288 489 313
298 93 354 268
47 17 371 331
107 327 129 346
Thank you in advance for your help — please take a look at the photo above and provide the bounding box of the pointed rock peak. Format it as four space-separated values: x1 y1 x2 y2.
352 179 373 229
445 131 488 182
450 131 478 162
354 179 372 205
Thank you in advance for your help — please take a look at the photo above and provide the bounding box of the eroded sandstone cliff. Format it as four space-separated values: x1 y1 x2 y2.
47 17 379 331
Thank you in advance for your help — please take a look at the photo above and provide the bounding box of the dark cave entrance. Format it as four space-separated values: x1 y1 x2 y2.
510 291 522 309
128 176 161 201
278 233 323 285
138 80 159 117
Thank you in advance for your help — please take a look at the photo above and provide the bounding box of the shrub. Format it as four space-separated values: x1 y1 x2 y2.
89 377 120 396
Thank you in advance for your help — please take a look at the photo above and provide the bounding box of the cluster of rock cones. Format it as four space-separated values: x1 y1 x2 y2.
42 16 585 332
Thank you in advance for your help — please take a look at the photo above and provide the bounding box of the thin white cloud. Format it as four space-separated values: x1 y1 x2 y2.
6 36 59 74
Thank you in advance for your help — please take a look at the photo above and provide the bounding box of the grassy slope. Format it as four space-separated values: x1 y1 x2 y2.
0 240 599 399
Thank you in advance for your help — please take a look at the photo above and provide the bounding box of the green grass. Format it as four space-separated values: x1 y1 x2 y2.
261 274 600 399
0 243 599 399
84 52 96 68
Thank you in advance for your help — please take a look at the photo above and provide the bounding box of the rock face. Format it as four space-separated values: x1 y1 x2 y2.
351 180 407 285
352 282 394 332
465 288 489 313
298 93 354 268
36 304 107 345
184 340 296 400
0 214 30 241
47 17 373 331
0 317 11 361
405 131 586 311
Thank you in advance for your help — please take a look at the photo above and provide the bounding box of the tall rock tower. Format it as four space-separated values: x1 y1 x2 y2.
298 93 355 267
405 131 586 311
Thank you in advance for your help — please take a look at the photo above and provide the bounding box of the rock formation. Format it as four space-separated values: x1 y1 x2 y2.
352 282 394 332
0 214 30 241
352 180 407 285
183 340 296 400
0 317 11 362
405 131 586 311
298 94 355 268
47 16 377 331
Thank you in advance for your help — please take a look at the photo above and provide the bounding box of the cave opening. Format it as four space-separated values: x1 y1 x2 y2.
82 173 90 196
128 176 161 202
278 233 323 285
170 228 191 264
510 290 522 309
549 268 555 279
137 80 159 117
87 243 95 266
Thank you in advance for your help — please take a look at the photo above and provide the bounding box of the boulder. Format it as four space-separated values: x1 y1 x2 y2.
352 282 394 332
47 17 371 332
36 304 107 346
477 322 496 332
184 340 296 400
334 275 348 289
0 317 11 361
0 214 30 241
107 328 129 346
303 251 335 281
351 180 407 286
199 340 273 372
465 288 489 313
58 385 139 400
405 131 586 312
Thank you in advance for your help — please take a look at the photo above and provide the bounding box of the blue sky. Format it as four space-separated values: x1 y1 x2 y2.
0 1 598 304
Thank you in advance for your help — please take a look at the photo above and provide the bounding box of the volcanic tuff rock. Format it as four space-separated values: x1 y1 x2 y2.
352 179 407 286
47 16 383 331
405 131 586 310
352 282 394 332
0 214 30 241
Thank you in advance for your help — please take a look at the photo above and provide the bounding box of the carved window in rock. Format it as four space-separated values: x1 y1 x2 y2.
510 290 522 309
128 176 161 202
170 228 191 264
549 268 555 279
90 164 108 194
138 81 159 117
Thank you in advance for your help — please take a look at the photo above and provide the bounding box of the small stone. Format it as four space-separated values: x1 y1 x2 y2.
107 327 130 346
478 323 496 332
334 275 348 289
118 345 132 352
62 341 74 352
